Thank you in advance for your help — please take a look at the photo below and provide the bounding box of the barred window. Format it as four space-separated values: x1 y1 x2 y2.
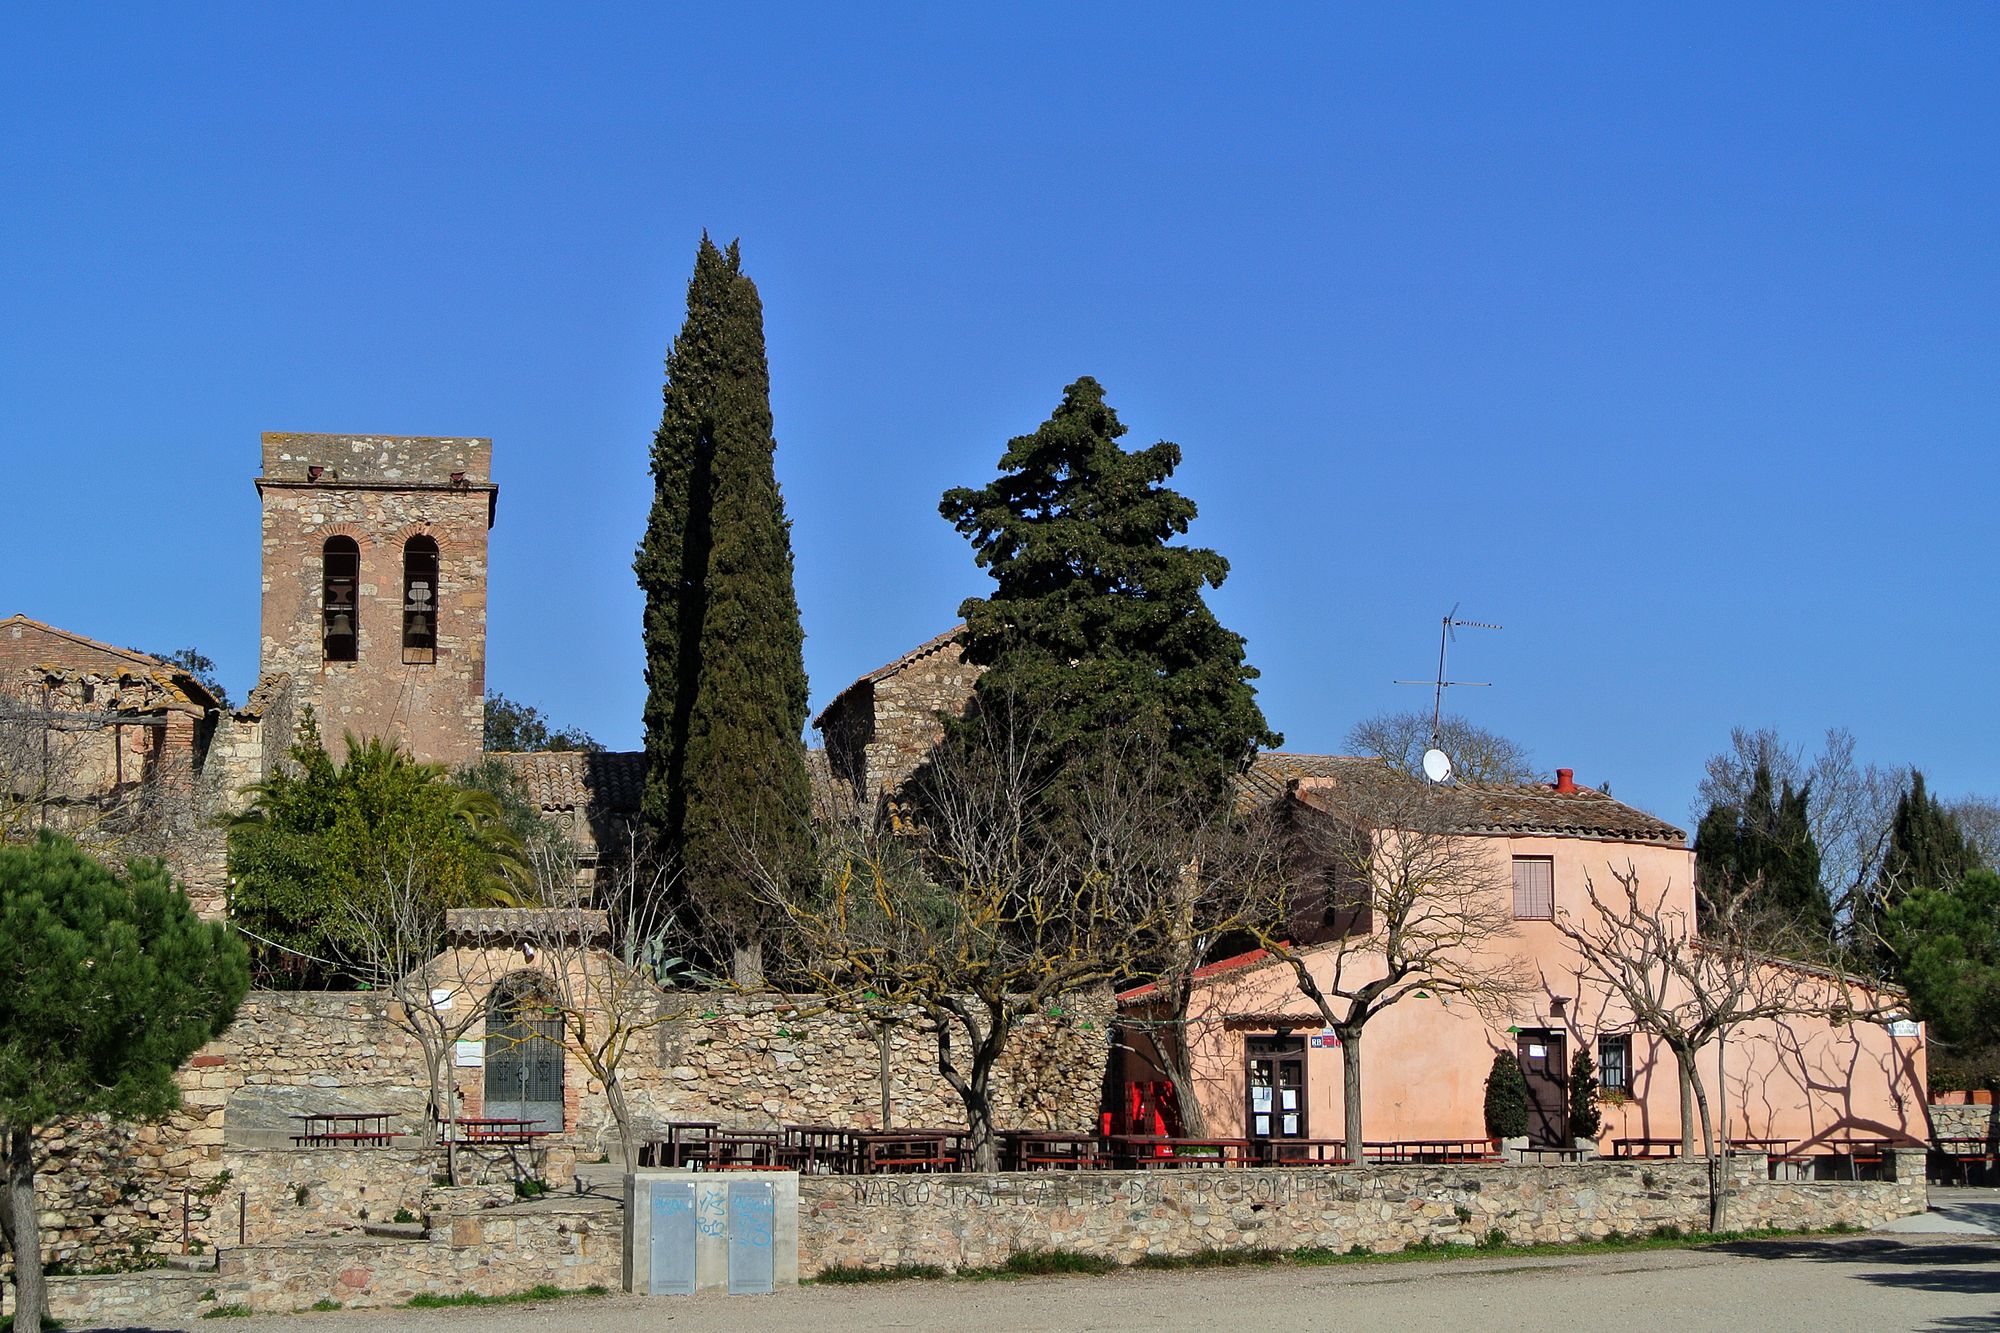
1598 1034 1631 1093
1512 855 1554 920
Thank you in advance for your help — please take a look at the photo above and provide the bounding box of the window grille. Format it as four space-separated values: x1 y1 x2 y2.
322 537 359 662
1512 856 1554 919
1598 1034 1631 1092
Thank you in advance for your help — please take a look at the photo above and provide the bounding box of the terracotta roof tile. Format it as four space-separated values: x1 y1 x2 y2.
1237 751 1687 845
489 750 646 814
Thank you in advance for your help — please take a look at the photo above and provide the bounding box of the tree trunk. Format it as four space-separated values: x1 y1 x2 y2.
933 1009 1004 1173
876 1023 893 1130
1986 1080 1999 1159
1713 1033 1732 1234
1159 978 1208 1137
4 1125 45 1333
731 936 765 988
1341 1029 1364 1165
605 1074 641 1176
1676 1053 1696 1156
1685 1055 1721 1233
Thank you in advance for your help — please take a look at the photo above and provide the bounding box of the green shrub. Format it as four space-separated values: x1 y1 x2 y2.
1569 1049 1603 1143
392 1208 418 1224
201 1306 254 1319
999 1249 1119 1276
813 1261 950 1284
1484 1052 1529 1139
308 1299 343 1311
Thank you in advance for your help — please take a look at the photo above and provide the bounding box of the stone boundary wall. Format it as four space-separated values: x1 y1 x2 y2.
28 985 1109 1269
38 1199 617 1324
1929 1102 1997 1139
797 1159 1928 1275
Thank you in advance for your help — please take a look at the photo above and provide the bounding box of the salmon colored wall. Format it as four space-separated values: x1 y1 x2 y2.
1168 834 1926 1149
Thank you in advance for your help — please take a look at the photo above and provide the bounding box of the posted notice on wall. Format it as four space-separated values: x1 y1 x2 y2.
454 1040 483 1067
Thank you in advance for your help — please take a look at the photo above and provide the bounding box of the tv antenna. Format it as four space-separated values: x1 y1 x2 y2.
1394 603 1502 783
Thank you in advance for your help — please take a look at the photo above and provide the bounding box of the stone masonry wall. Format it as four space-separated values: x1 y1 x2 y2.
1929 1101 1997 1139
608 990 1114 1152
26 985 1111 1268
863 641 981 810
256 432 492 770
798 1157 1928 1275
39 1198 618 1324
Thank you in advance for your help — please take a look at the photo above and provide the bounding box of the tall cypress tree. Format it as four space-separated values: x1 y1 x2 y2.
1865 771 1978 973
939 376 1279 812
1694 760 1829 946
635 236 812 982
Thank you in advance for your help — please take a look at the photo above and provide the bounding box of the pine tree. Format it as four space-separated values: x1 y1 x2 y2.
938 376 1279 813
635 236 813 982
2 834 249 1333
1694 760 1829 946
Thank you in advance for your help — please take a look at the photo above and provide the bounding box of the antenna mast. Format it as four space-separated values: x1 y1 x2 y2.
1394 604 1502 781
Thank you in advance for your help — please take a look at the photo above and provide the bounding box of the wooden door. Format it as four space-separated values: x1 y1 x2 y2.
1516 1030 1569 1147
1246 1036 1308 1142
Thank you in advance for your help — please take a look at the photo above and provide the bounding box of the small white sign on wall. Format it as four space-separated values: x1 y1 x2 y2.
431 988 455 1011
454 1039 483 1067
1889 1019 1921 1038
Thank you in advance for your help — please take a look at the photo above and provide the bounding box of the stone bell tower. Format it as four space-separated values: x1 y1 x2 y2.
255 433 495 769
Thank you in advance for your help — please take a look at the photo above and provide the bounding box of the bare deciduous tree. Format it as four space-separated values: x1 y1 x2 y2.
1345 709 1537 786
1696 726 1906 927
1251 771 1536 1163
518 831 697 1174
336 849 492 1184
746 714 1175 1171
1551 864 1884 1230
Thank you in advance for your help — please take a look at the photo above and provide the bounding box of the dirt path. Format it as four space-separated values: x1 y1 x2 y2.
111 1232 2000 1333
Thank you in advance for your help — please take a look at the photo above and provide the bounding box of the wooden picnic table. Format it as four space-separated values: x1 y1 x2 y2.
1364 1139 1503 1164
643 1121 720 1167
704 1128 786 1170
1612 1138 1685 1159
449 1116 555 1146
852 1130 960 1174
1109 1135 1260 1168
999 1130 1102 1170
1257 1138 1354 1165
1932 1135 1999 1185
782 1124 855 1174
290 1112 400 1147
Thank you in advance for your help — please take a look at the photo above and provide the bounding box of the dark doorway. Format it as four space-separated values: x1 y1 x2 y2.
1516 1030 1569 1147
1246 1035 1307 1143
484 977 565 1132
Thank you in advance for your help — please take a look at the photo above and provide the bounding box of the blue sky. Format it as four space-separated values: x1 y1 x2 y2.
2 4 1993 829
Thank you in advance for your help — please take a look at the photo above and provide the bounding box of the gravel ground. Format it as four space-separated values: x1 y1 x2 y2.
102 1231 2000 1333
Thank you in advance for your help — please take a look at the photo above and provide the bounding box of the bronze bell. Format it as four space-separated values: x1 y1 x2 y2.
328 611 353 637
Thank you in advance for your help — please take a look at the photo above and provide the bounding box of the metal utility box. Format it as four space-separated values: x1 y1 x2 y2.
624 1171 799 1295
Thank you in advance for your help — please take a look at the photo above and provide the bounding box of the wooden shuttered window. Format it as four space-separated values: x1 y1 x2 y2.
1512 855 1554 920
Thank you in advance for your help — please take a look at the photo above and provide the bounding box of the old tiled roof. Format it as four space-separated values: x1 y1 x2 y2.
811 624 967 731
1238 751 1687 846
1235 752 1383 810
489 749 646 813
1 613 221 712
492 747 841 822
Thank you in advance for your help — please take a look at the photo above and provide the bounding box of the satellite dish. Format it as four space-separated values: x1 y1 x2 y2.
1421 748 1453 784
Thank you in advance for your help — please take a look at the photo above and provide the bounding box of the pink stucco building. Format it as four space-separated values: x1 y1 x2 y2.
1115 755 1926 1157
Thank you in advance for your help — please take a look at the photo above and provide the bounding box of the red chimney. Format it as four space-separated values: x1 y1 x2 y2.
1554 768 1576 794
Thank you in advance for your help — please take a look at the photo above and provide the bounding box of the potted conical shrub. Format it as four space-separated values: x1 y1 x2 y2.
1485 1051 1530 1158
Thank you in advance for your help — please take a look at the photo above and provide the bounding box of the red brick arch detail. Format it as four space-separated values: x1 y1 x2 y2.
387 520 446 552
